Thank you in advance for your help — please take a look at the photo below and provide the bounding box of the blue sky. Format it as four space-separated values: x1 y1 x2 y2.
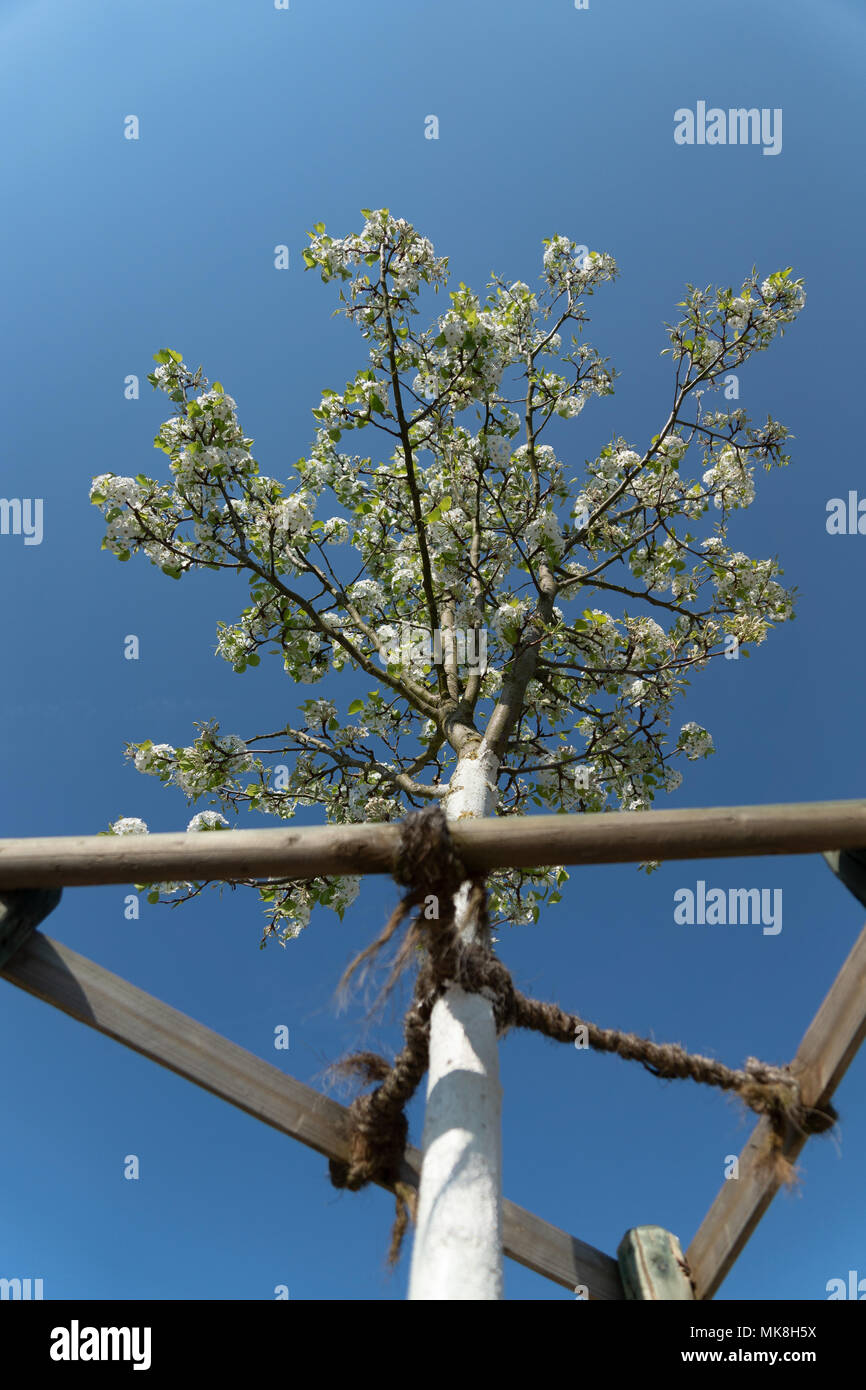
1 0 865 1301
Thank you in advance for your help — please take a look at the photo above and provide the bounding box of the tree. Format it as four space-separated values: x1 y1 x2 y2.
91 209 805 1297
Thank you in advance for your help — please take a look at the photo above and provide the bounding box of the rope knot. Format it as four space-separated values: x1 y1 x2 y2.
393 805 468 902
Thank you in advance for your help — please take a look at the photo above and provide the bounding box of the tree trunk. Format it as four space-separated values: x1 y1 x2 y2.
407 742 503 1300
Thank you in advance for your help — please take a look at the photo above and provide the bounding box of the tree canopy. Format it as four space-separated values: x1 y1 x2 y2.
91 209 805 941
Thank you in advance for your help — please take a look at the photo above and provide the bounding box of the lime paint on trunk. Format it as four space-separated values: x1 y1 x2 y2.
408 743 504 1300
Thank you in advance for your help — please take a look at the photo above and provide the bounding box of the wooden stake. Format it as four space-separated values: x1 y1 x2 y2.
0 888 62 968
823 848 866 909
618 1227 695 1300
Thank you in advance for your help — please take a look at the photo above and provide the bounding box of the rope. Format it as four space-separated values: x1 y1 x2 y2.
328 806 837 1263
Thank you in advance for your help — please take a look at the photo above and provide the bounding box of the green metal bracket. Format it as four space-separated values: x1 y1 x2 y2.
617 1226 696 1300
0 888 63 970
823 848 866 910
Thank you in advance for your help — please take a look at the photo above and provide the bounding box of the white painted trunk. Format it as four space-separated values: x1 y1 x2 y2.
407 743 503 1300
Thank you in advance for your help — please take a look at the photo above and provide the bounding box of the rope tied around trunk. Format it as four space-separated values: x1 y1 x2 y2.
328 805 837 1263
327 805 473 1261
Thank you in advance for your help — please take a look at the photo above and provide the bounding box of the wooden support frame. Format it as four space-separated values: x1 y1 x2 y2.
0 930 625 1300
2 802 866 1300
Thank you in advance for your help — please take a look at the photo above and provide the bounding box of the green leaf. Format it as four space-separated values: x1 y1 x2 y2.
153 349 172 364
348 699 364 715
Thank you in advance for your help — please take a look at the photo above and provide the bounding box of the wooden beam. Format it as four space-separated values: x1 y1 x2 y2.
1 800 866 889
686 919 866 1300
0 931 623 1300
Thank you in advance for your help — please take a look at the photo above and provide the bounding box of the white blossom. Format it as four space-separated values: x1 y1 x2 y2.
110 817 148 835
134 743 174 774
187 811 229 831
